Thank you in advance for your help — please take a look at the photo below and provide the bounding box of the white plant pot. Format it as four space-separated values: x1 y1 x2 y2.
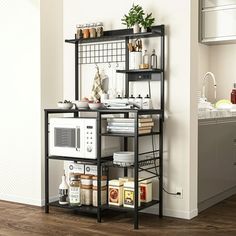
129 51 142 70
141 27 147 33
133 23 140 34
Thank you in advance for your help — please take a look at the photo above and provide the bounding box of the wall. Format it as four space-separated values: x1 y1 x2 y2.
209 44 236 101
63 0 198 219
41 0 64 204
0 0 63 206
0 0 41 205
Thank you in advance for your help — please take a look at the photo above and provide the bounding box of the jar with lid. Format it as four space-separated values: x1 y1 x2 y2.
76 24 83 39
108 179 124 206
69 173 81 206
96 22 104 37
92 186 107 207
80 175 93 205
92 175 107 187
81 185 92 205
89 23 97 38
82 23 90 39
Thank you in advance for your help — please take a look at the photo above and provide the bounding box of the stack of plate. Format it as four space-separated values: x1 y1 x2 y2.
113 152 134 166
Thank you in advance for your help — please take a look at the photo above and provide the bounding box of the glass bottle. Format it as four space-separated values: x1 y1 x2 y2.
76 24 83 39
69 173 81 206
150 49 157 69
231 83 236 104
59 173 69 205
143 50 150 68
89 23 97 38
83 23 90 39
96 22 104 37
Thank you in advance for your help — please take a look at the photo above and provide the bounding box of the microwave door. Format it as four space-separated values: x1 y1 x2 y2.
50 125 84 158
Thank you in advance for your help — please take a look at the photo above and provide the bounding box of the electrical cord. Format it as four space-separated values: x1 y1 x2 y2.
163 188 181 196
148 81 180 197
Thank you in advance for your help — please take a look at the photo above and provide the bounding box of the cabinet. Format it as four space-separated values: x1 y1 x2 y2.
198 118 236 210
44 25 165 229
199 0 236 44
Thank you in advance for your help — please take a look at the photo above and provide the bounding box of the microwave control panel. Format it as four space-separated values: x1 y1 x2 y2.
84 119 97 158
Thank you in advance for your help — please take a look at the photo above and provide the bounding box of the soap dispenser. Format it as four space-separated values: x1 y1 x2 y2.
231 83 236 104
143 94 152 109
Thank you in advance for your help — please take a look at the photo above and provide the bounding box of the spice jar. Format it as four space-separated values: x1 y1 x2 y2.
81 174 93 186
140 179 152 203
109 179 124 206
81 185 92 205
82 24 90 39
76 24 83 39
123 181 140 208
96 22 104 37
69 173 81 206
92 175 107 187
89 23 97 38
92 186 107 207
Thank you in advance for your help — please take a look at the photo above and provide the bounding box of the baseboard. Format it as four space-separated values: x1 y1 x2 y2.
198 186 236 212
141 204 198 219
0 194 58 207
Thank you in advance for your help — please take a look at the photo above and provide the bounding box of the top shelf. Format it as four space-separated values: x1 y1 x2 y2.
65 25 164 44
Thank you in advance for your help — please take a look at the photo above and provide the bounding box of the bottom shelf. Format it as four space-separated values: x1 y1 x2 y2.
49 200 159 213
103 200 160 212
49 201 98 214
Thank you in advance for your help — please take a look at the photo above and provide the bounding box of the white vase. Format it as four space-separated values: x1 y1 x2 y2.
141 27 147 33
133 23 140 34
129 51 142 69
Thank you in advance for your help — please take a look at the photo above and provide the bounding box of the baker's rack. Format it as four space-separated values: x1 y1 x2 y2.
44 25 165 229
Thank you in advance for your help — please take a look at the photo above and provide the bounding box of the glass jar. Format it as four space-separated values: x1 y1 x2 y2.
92 186 107 207
76 24 83 39
143 49 150 68
89 23 97 38
92 175 107 187
96 22 104 37
81 185 92 205
69 173 81 206
83 23 90 39
81 174 93 186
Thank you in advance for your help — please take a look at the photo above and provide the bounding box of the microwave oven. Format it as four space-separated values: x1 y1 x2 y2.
49 117 120 159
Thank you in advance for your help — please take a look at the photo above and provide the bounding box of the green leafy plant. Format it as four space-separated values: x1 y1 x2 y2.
141 13 155 29
121 4 144 28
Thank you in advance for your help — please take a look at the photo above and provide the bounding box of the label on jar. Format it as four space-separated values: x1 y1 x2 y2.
109 188 119 203
124 190 134 206
59 189 68 204
140 186 146 201
70 187 80 204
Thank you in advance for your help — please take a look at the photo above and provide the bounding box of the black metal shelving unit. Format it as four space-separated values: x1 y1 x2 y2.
44 24 165 230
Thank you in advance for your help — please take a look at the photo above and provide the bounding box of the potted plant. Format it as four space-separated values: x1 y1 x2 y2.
141 13 155 33
121 4 144 33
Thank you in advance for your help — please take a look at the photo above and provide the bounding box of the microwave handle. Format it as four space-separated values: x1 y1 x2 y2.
75 127 80 151
75 127 78 151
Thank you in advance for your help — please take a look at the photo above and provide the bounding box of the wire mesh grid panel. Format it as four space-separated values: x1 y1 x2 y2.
78 41 126 64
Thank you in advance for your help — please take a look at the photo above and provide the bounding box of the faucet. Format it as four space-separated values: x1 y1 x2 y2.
202 72 217 103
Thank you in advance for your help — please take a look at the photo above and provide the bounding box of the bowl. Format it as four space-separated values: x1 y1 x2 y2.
74 100 89 109
88 102 103 110
57 102 73 109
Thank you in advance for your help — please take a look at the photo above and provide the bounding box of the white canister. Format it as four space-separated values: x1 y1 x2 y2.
142 95 152 109
135 95 143 109
109 179 124 206
129 52 142 70
123 181 140 208
139 179 152 203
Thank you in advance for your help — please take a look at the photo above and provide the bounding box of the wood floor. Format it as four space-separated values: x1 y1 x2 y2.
0 195 236 236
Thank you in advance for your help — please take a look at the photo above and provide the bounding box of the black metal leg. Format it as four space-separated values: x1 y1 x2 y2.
97 113 102 223
159 116 163 218
134 112 139 229
45 111 49 213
